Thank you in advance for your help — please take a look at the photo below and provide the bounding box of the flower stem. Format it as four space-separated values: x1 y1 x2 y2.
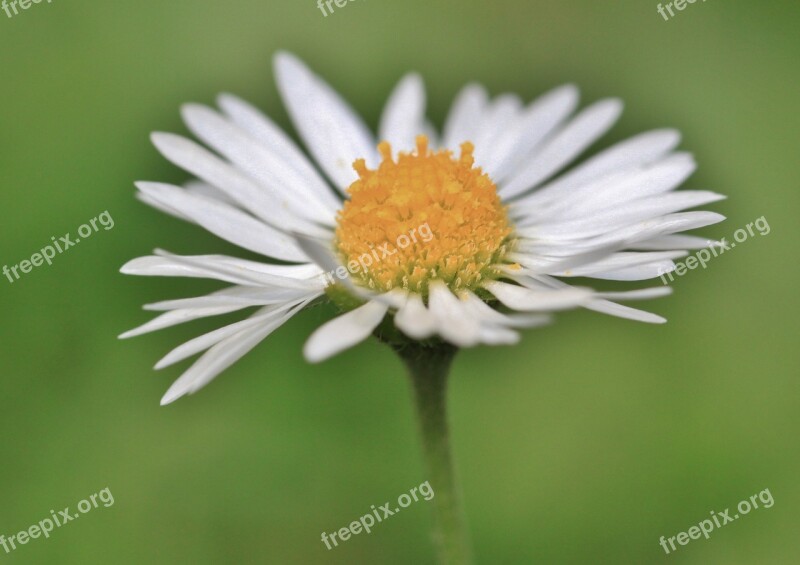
395 343 473 565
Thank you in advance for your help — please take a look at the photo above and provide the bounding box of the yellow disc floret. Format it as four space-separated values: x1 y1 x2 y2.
334 136 514 297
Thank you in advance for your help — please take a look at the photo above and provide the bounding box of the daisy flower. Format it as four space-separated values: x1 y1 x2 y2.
122 51 724 563
122 51 724 402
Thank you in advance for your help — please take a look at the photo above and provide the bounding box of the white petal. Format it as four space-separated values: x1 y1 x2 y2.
514 129 682 209
135 182 309 262
587 262 678 281
487 84 580 182
458 291 547 341
380 288 411 309
291 234 341 274
150 131 333 235
394 292 437 339
420 119 440 147
144 286 320 311
457 290 517 326
121 251 323 288
121 256 261 286
152 250 325 289
217 93 342 210
475 324 520 345
178 106 337 227
592 212 726 247
533 275 667 324
584 263 671 281
513 152 697 223
500 99 624 198
522 190 728 239
184 180 240 208
471 94 523 172
550 251 687 277
483 280 592 311
519 211 727 248
442 83 489 150
155 301 312 370
274 51 378 191
119 306 245 339
303 300 389 363
583 299 666 324
594 287 673 301
506 242 625 276
514 213 726 264
631 235 721 250
427 281 481 347
289 236 340 281
154 307 272 369
290 233 382 303
136 191 191 222
379 73 426 153
160 301 306 405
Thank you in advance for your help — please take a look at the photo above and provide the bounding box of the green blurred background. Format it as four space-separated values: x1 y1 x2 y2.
1 0 798 563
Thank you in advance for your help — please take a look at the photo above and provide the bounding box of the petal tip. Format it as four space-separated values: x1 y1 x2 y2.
160 388 184 406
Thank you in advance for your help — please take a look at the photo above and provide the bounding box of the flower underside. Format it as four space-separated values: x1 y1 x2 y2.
334 136 515 298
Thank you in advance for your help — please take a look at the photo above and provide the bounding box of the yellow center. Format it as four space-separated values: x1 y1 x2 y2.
334 136 514 297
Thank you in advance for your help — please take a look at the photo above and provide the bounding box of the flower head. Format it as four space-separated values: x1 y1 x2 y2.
336 137 513 296
122 51 725 405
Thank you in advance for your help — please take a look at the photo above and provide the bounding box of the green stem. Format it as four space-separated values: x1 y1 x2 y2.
395 343 473 565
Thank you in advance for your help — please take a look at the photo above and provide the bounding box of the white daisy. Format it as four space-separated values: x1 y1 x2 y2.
121 51 725 405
